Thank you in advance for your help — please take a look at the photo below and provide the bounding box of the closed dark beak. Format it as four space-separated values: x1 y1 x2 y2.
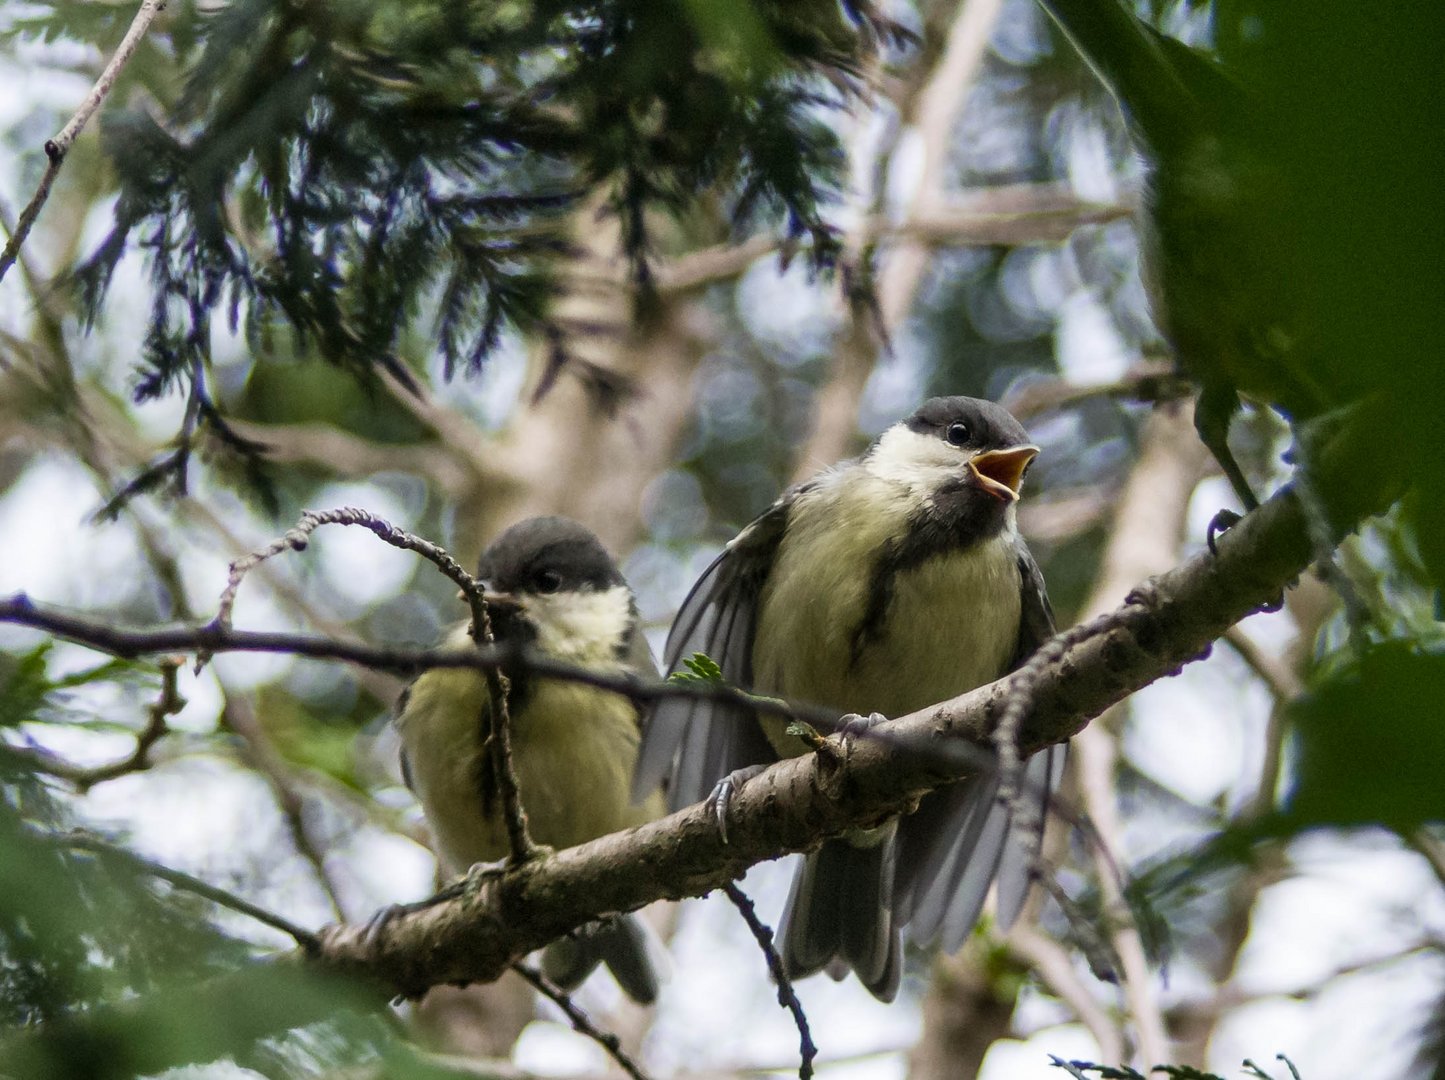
481 590 522 613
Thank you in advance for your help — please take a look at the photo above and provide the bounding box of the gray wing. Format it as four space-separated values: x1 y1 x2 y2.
895 537 1065 949
630 493 796 811
395 683 416 793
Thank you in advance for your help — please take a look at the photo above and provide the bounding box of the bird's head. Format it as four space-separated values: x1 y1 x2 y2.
475 516 635 665
867 396 1039 525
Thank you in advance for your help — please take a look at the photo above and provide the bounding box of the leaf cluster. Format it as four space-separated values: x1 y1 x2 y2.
0 649 236 1028
68 0 899 395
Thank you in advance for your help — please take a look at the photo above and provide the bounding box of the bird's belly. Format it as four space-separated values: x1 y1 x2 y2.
753 536 1020 757
398 671 662 874
513 678 662 851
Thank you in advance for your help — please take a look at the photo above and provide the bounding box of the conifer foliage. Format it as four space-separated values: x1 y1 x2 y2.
75 0 899 394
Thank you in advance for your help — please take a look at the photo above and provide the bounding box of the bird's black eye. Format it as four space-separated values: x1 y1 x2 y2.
533 569 563 594
945 421 971 446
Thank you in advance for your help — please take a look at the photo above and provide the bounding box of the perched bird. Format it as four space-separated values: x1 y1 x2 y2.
395 516 666 1003
634 396 1065 1001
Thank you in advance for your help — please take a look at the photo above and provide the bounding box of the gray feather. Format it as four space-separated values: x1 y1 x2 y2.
541 913 660 1005
632 492 801 809
778 833 903 1003
894 538 1065 950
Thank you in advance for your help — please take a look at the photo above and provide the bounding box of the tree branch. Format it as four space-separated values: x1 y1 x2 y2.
38 828 319 950
310 448 1391 1000
9 656 184 793
0 409 1397 1072
0 0 169 284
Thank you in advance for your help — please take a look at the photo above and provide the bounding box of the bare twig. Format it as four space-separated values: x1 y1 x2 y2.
722 883 816 1080
1008 924 1124 1063
1001 363 1193 422
38 827 320 950
9 656 184 793
0 592 881 737
207 507 535 860
654 186 1133 298
1062 407 1215 1064
0 0 169 283
511 964 652 1080
211 507 476 643
1221 627 1304 704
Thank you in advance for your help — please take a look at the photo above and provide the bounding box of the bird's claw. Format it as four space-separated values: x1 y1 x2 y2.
1124 578 1163 612
360 893 445 950
462 858 513 889
1207 509 1243 555
705 765 768 845
837 711 888 742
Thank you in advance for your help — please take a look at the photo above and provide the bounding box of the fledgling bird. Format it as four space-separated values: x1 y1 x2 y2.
634 396 1065 1002
395 515 666 1003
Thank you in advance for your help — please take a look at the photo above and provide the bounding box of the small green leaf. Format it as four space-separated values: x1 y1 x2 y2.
668 652 725 684
785 720 819 740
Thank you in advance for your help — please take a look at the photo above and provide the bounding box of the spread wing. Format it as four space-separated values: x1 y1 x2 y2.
895 536 1066 950
631 492 799 811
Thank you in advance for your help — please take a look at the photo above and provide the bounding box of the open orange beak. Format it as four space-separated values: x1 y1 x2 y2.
967 445 1039 502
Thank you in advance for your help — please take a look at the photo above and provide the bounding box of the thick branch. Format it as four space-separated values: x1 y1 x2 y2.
312 462 1387 999
0 415 1394 1073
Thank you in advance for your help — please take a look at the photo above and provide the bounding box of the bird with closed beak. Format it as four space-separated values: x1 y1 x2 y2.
634 396 1064 1002
395 515 666 1003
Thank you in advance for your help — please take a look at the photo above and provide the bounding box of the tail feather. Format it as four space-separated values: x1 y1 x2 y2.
542 913 660 1005
778 829 902 1003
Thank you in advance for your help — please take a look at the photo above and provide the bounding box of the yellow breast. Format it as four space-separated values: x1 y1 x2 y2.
396 632 663 873
751 478 1020 757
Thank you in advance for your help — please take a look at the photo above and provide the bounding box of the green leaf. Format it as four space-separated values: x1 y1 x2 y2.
668 652 725 684
1287 642 1445 832
785 720 820 741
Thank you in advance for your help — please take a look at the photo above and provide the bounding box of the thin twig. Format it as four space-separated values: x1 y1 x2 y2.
0 0 169 284
209 508 533 856
1221 627 1304 703
36 827 320 951
210 510 533 858
722 882 816 1080
511 964 652 1080
1000 363 1192 422
1008 924 1124 1063
10 656 184 793
210 507 476 649
469 588 533 864
0 592 885 743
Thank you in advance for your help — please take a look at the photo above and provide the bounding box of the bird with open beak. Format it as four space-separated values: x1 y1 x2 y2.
635 396 1063 1001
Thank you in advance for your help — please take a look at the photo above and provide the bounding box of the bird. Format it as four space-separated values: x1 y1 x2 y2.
395 515 666 1003
633 396 1065 1001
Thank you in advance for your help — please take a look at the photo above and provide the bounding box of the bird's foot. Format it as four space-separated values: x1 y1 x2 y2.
705 764 769 845
461 857 513 890
359 891 450 951
837 711 888 742
1207 509 1243 555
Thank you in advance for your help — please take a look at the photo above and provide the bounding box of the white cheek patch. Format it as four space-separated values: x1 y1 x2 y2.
866 425 968 494
523 585 633 666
